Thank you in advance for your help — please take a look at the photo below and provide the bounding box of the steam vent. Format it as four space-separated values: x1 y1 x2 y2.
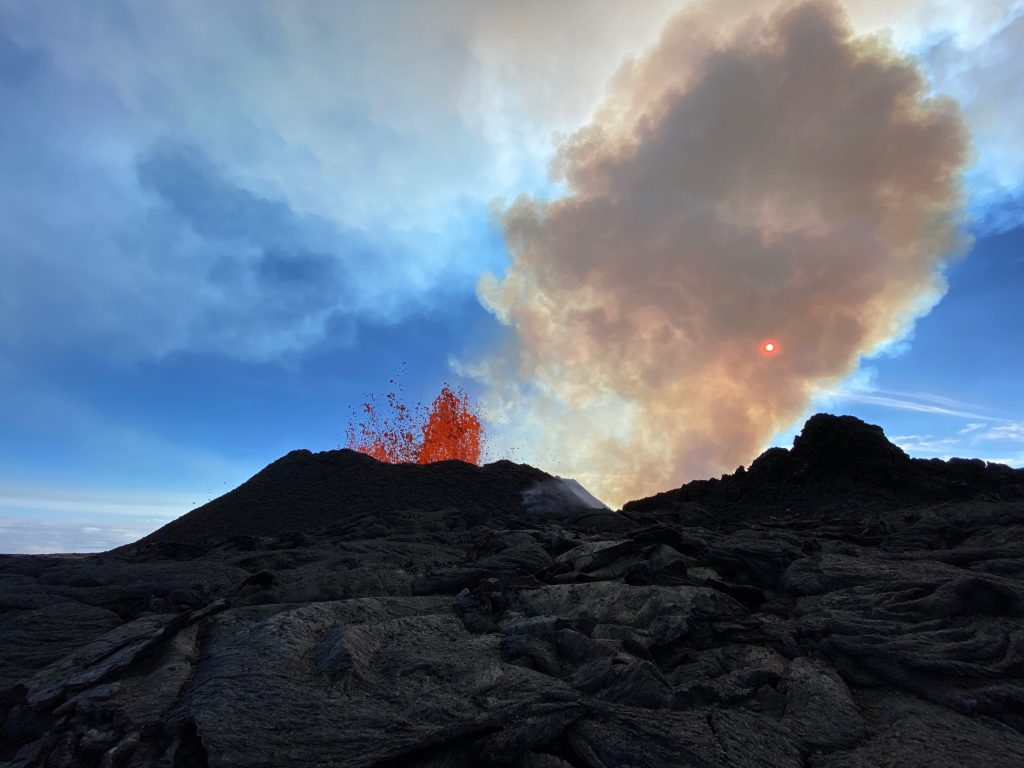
2 414 1024 767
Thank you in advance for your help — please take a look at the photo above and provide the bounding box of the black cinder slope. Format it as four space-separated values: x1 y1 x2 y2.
135 449 555 547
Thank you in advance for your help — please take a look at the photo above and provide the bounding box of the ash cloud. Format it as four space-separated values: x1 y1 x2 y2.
473 0 970 507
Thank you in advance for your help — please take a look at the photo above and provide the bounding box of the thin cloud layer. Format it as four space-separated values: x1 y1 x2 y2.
0 1 678 362
921 10 1024 232
474 0 970 506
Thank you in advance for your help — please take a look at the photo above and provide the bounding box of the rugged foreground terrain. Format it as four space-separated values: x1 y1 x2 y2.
2 414 1023 767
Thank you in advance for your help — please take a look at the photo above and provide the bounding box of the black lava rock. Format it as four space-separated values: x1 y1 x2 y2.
790 413 911 484
2 415 1022 767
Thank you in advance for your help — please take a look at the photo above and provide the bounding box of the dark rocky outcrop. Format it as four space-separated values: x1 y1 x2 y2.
626 413 1024 524
131 450 568 548
1 414 1022 767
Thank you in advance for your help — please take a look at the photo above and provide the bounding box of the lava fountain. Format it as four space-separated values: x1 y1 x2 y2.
346 382 483 465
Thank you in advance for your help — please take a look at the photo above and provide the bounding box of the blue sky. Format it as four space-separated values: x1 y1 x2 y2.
1 1 1023 552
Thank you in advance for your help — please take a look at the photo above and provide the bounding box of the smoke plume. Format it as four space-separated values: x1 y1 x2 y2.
472 0 969 507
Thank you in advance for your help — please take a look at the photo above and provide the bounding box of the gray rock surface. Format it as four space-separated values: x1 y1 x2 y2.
1 414 1022 767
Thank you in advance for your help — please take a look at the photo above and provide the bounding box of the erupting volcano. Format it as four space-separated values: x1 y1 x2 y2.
345 382 483 465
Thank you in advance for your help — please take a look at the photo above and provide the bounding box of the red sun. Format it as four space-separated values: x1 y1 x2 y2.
761 340 778 354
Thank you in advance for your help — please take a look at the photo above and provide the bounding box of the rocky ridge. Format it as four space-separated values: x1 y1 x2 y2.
1 413 1022 767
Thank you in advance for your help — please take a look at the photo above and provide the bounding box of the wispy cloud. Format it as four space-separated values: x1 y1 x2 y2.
890 434 962 454
889 429 1024 465
959 422 986 434
818 389 1001 421
967 421 1024 442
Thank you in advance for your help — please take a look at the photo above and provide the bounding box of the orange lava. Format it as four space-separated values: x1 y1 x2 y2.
346 382 483 465
418 385 482 464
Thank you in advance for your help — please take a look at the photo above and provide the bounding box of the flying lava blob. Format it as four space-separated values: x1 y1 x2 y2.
346 381 483 465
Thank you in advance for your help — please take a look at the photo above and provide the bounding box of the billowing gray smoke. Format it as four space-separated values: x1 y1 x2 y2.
472 0 969 507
